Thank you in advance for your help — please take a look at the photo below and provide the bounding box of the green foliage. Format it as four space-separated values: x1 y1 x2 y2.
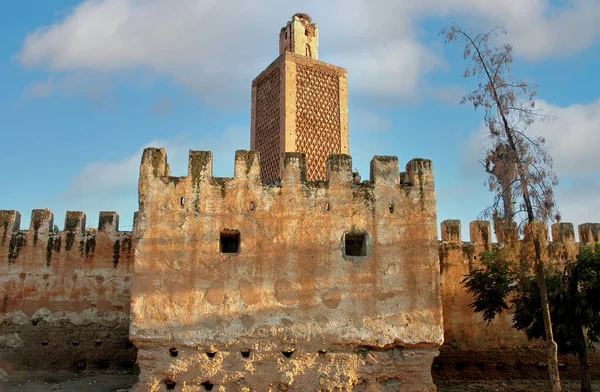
462 250 518 323
464 244 600 355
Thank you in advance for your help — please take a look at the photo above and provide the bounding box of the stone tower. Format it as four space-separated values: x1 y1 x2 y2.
250 13 349 181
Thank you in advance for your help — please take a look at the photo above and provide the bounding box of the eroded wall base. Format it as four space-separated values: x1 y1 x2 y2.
134 344 439 392
0 310 137 374
433 348 600 381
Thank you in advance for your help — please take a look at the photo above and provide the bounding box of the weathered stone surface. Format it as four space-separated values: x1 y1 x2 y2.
130 148 442 390
437 218 600 381
0 210 137 373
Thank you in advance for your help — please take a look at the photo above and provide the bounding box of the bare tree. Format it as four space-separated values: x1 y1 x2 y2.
440 24 562 391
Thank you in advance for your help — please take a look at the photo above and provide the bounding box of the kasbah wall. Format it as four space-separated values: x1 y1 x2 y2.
2 12 600 392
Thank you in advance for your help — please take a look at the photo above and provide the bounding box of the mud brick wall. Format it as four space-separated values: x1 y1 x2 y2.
0 210 137 373
131 148 442 391
436 219 600 380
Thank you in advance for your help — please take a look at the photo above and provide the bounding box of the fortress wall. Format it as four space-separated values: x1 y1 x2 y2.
0 210 137 373
131 148 442 391
436 219 600 380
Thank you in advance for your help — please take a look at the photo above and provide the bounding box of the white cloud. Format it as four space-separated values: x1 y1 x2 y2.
17 1 599 105
20 77 55 101
530 99 600 177
350 108 392 133
148 96 173 116
64 126 248 199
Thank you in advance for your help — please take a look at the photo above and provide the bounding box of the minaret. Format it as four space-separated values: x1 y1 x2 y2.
250 13 349 181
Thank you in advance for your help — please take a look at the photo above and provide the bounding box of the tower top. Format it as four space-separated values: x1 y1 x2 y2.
279 13 319 60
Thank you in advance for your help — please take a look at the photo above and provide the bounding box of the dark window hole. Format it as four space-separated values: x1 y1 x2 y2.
496 362 506 370
249 201 255 211
31 319 40 326
125 340 134 349
41 340 49 346
180 197 185 206
95 360 110 370
72 341 80 346
345 233 366 257
169 347 178 357
325 203 330 211
164 378 177 390
282 349 295 358
476 362 486 371
206 350 217 359
201 381 214 390
240 349 251 358
220 230 240 254
454 363 465 371
389 204 394 213
95 340 103 347
513 361 523 370
318 349 327 357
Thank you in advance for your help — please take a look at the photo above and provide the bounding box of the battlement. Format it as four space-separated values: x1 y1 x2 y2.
0 209 135 315
0 208 137 372
440 218 599 247
139 147 434 195
0 209 135 267
132 147 442 389
132 146 441 342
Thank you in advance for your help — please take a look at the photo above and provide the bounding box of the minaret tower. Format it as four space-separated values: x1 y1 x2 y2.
250 13 349 181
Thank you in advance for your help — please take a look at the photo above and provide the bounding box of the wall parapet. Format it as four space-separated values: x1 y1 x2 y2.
440 218 600 253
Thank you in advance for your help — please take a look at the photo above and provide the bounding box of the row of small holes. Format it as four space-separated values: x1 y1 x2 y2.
168 348 318 359
181 198 257 211
179 199 395 214
41 341 104 346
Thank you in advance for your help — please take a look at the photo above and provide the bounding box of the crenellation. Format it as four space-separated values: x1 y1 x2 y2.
282 151 308 184
406 158 434 187
441 219 461 243
438 218 600 380
99 211 119 232
370 156 400 187
188 150 213 185
64 211 86 233
0 210 21 248
131 144 442 389
326 154 353 185
578 222 600 243
469 220 492 251
233 150 261 182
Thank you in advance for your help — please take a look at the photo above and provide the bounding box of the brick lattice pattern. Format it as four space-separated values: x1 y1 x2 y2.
254 68 281 181
295 65 341 181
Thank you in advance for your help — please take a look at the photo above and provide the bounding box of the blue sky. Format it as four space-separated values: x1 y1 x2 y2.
1 0 599 240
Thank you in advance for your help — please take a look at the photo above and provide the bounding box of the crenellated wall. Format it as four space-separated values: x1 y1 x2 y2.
131 148 442 391
436 219 600 380
0 209 137 373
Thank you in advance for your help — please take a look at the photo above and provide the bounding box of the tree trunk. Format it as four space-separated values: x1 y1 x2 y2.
534 239 562 392
578 348 592 392
577 325 592 392
467 29 563 392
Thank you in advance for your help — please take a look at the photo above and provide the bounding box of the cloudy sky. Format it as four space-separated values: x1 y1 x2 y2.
1 0 599 240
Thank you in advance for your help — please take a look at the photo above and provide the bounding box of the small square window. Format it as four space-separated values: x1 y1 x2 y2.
345 233 366 257
220 230 240 254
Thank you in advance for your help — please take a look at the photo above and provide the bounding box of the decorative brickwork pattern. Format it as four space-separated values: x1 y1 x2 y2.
295 65 341 181
254 68 281 181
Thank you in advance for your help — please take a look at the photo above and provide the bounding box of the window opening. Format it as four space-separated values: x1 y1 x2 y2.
220 230 240 253
345 233 366 257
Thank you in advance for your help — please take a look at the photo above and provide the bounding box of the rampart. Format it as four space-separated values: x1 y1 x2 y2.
0 210 137 373
436 219 600 381
131 148 443 391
